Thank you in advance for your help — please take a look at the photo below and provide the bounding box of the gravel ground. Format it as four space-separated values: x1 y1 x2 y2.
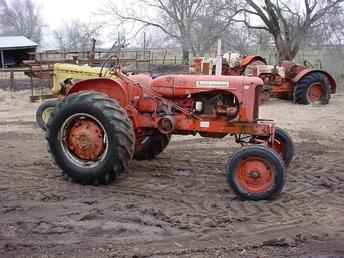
0 90 343 258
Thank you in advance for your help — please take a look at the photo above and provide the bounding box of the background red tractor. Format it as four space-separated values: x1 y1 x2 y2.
192 55 337 105
42 56 294 201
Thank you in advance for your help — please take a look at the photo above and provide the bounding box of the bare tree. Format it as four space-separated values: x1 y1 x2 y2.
53 20 103 52
187 0 244 55
106 32 131 54
0 0 43 43
222 25 256 55
239 0 344 62
102 0 243 63
140 28 179 49
318 7 344 46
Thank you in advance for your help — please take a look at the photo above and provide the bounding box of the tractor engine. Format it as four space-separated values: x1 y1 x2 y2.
151 74 262 124
192 92 239 120
255 65 286 86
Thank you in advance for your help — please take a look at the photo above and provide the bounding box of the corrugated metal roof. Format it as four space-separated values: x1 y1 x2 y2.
0 36 38 50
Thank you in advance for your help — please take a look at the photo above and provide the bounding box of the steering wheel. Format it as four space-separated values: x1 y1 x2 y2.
99 54 120 77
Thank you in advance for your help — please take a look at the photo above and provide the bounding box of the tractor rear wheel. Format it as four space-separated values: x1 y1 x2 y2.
227 146 285 201
36 100 59 131
46 92 135 185
134 132 171 161
294 72 331 105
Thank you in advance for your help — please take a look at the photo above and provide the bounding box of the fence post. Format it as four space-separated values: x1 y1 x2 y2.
30 68 34 98
148 50 151 72
10 71 14 92
0 50 4 68
163 50 167 65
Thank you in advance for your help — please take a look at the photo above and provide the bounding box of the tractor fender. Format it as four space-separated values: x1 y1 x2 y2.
67 78 130 107
240 56 267 68
292 69 337 94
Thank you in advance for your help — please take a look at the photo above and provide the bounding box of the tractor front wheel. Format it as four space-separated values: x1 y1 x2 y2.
36 100 59 131
294 72 331 105
271 128 294 167
46 92 135 185
227 146 285 201
255 127 294 167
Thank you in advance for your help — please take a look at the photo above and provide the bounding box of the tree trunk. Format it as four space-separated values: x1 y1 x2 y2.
275 35 298 63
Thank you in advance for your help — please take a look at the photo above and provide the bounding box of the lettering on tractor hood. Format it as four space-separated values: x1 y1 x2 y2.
196 80 229 88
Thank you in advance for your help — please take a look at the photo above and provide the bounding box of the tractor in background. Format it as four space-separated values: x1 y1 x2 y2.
37 56 295 201
191 54 337 105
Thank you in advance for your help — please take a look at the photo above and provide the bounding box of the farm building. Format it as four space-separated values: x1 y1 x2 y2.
0 36 37 68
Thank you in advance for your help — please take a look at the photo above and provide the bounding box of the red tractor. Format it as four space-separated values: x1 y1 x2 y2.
192 55 337 105
43 57 294 201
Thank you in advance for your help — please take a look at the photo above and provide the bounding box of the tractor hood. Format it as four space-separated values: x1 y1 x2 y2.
151 74 263 98
52 64 116 95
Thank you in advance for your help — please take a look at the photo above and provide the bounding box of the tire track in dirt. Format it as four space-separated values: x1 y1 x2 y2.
1 130 344 257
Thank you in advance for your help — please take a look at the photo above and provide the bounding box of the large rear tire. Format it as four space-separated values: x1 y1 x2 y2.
294 72 331 105
46 92 135 185
134 132 170 161
227 146 285 201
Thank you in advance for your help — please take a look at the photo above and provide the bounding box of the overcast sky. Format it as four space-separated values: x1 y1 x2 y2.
34 0 111 48
32 0 163 49
37 0 107 29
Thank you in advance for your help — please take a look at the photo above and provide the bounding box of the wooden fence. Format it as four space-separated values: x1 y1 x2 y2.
0 68 53 101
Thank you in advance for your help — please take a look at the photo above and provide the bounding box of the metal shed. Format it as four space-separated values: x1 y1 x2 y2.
0 36 38 68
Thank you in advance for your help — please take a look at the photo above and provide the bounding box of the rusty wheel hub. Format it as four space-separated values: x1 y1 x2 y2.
235 157 273 193
307 84 323 103
60 114 108 167
67 119 105 161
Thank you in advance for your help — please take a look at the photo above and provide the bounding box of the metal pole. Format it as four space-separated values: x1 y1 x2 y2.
30 67 34 99
143 31 146 60
148 50 151 72
215 39 222 76
0 50 5 69
10 71 14 92
118 32 121 54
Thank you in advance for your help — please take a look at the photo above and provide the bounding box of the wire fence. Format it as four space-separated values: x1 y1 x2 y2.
1 46 343 102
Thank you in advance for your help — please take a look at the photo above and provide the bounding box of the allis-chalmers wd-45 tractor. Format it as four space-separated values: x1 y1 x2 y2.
192 55 337 105
39 57 295 201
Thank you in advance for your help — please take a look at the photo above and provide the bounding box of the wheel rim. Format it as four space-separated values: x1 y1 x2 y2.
307 83 323 103
59 113 108 168
42 107 55 124
234 157 274 194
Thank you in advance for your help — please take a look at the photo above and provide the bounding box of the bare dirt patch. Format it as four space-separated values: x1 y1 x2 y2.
0 91 344 258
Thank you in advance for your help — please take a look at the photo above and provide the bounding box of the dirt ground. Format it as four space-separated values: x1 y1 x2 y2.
0 89 344 258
